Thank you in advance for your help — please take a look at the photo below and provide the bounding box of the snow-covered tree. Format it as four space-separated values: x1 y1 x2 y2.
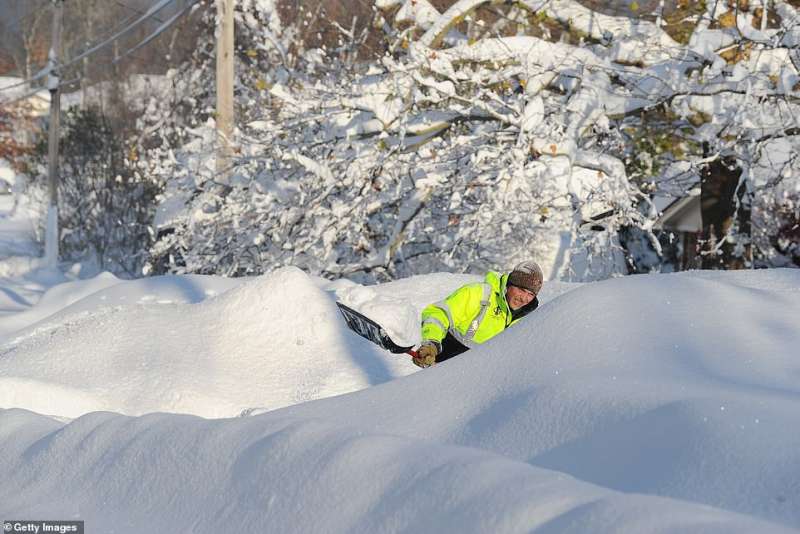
143 0 800 281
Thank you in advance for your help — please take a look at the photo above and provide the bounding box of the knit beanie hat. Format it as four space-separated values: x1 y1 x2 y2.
507 260 543 295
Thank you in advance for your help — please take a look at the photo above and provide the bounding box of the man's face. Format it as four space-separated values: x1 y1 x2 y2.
506 285 536 310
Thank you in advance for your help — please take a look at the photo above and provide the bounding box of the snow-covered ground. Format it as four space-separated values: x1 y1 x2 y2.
0 159 798 533
0 254 798 532
0 171 54 319
0 171 39 262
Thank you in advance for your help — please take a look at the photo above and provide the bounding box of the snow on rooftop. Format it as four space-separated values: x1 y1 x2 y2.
0 76 50 115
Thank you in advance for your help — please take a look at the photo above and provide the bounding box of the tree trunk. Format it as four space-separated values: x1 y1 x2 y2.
699 148 751 269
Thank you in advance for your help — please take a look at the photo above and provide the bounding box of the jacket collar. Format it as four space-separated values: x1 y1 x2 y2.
485 271 511 315
511 296 539 321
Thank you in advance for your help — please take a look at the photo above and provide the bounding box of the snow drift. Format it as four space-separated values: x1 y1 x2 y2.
0 266 413 417
0 269 799 532
0 405 792 534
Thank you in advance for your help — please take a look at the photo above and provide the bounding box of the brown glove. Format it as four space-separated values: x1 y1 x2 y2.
413 342 439 368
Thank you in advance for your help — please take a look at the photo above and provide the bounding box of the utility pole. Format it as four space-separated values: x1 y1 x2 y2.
45 0 64 268
216 0 234 184
82 11 92 109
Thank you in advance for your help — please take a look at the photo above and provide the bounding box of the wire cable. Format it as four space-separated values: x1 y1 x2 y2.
58 0 178 74
0 0 199 107
62 0 200 88
0 84 48 109
0 0 179 95
112 0 200 65
111 0 168 26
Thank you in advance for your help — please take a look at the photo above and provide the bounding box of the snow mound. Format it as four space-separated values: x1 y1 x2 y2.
0 271 121 339
1 269 799 531
281 269 800 527
0 407 793 534
0 267 410 417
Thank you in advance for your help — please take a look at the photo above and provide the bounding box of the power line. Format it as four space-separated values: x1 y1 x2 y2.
111 0 168 26
62 1 175 77
59 0 179 74
3 2 138 82
0 0 179 95
0 84 48 110
1 0 202 109
66 0 200 87
0 1 54 89
73 9 141 57
112 0 199 65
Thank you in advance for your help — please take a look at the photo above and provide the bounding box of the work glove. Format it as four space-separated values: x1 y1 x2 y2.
413 342 439 368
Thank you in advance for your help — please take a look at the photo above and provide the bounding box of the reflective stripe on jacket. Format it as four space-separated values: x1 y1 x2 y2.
420 271 521 349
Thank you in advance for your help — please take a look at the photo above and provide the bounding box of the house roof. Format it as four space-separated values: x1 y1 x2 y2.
654 187 702 233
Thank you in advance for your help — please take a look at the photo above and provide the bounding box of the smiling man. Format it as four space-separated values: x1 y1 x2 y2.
414 260 543 368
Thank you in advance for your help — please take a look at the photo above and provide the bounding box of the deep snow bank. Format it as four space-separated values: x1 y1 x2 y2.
278 269 800 528
0 267 414 417
1 269 798 531
0 272 122 339
0 407 793 534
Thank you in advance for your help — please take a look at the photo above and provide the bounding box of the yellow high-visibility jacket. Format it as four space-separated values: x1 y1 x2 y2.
420 271 535 350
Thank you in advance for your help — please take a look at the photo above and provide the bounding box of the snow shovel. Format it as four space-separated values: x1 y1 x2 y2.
336 302 418 358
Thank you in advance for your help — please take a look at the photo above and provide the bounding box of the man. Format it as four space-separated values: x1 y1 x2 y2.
414 260 543 368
